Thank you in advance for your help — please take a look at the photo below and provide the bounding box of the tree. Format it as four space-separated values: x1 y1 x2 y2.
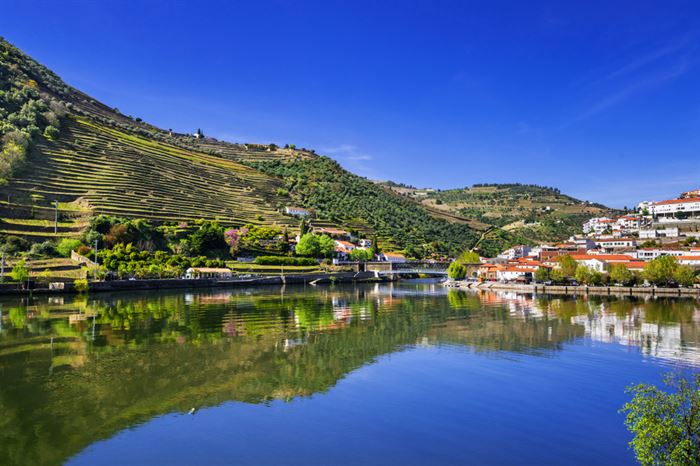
589 270 604 286
295 233 320 257
349 248 373 262
673 265 696 287
318 235 335 258
42 125 59 139
534 267 550 283
644 256 678 286
610 263 633 285
558 254 578 278
457 250 481 264
447 261 467 280
299 219 309 236
10 260 29 284
188 221 227 257
575 265 591 284
621 373 700 465
550 268 565 283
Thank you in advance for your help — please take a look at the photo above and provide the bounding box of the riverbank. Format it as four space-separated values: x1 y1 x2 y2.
0 271 388 295
445 280 700 297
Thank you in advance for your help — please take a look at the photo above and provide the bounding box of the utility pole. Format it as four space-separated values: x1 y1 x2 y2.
54 200 58 235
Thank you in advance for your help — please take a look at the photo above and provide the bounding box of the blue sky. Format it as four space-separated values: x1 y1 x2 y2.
2 0 699 207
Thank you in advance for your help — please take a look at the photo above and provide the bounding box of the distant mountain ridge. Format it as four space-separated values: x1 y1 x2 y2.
0 37 612 256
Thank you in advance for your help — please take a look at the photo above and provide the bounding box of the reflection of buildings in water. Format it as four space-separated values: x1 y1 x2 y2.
491 291 544 319
283 338 305 351
571 309 700 366
197 292 234 304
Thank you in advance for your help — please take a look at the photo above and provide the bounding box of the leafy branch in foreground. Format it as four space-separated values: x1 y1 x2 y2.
621 372 700 466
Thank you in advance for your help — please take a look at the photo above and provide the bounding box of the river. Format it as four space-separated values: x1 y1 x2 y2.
1 280 698 465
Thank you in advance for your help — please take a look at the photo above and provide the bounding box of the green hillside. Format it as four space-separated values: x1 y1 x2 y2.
382 183 617 243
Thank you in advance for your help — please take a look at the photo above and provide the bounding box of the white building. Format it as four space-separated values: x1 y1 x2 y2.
185 267 233 279
651 197 700 221
498 245 531 260
639 227 680 239
678 256 700 267
284 207 311 217
496 267 537 282
595 237 637 251
583 217 613 235
634 248 685 261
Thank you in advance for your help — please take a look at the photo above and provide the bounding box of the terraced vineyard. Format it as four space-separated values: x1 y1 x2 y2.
0 117 298 238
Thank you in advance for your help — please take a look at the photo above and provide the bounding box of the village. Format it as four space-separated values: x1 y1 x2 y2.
472 189 700 285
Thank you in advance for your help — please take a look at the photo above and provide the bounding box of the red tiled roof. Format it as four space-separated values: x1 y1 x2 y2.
570 254 633 261
654 197 700 206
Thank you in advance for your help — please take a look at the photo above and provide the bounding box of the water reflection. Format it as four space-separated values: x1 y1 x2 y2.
0 282 699 466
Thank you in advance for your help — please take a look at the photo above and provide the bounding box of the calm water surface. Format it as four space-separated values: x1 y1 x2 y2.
1 280 699 465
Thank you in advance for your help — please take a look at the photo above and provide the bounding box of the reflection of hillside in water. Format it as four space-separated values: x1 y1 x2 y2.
0 284 699 466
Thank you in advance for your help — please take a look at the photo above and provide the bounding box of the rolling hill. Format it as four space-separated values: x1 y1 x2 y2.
380 183 619 244
0 37 610 257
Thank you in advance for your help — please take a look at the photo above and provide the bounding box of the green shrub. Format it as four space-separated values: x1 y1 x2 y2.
447 261 467 280
30 240 58 257
10 260 29 283
57 238 83 257
254 256 318 266
74 278 89 293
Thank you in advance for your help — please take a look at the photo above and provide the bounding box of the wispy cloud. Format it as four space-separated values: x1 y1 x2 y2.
320 144 376 177
576 59 690 121
567 31 699 123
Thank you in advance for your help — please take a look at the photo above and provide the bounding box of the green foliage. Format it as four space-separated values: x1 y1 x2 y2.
10 260 28 283
644 256 679 287
349 248 373 262
447 261 467 280
253 256 317 266
558 254 578 278
73 278 89 293
550 268 565 283
457 250 481 264
621 373 700 465
673 265 696 287
534 267 551 283
237 224 287 255
42 124 59 139
99 243 226 279
56 238 83 257
574 266 602 285
0 235 30 255
29 240 58 257
187 220 228 257
610 263 634 286
295 233 335 258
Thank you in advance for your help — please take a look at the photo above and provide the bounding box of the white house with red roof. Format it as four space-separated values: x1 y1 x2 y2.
651 197 700 221
595 237 637 251
678 256 700 267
